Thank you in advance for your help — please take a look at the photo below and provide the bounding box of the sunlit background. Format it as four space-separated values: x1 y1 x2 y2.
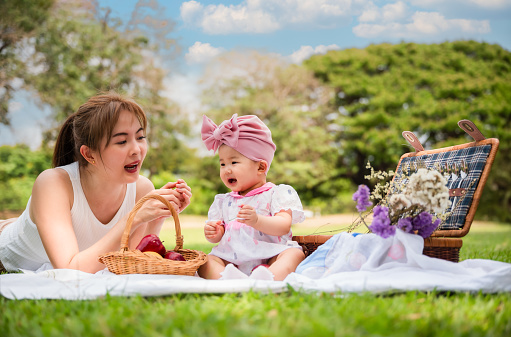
1 0 510 219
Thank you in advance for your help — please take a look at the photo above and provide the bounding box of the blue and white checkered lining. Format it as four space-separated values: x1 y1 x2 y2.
394 144 492 231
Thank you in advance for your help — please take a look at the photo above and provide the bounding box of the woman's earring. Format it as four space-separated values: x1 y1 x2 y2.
91 159 95 164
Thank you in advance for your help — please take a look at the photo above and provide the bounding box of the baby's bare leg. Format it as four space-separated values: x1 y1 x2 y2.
198 255 227 279
268 248 305 281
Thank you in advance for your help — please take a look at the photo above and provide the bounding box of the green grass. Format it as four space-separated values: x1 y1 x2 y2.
1 219 511 337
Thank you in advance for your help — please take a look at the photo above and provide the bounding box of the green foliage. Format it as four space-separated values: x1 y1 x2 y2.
0 0 54 124
304 41 511 220
0 177 35 211
0 145 51 180
0 145 51 211
2 0 189 179
177 155 230 215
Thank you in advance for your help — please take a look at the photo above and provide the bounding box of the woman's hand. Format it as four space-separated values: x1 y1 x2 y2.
204 220 224 243
160 179 192 213
130 179 190 227
131 193 175 227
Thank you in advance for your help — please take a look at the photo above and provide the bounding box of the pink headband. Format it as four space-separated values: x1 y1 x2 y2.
201 114 276 173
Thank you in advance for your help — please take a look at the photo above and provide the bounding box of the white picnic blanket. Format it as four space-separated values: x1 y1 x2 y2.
1 230 510 299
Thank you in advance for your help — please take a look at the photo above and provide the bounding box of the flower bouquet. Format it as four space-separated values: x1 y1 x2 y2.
351 162 451 239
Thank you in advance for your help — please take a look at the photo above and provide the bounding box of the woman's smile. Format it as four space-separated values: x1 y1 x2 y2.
124 161 140 174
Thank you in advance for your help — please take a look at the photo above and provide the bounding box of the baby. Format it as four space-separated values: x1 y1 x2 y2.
198 114 306 281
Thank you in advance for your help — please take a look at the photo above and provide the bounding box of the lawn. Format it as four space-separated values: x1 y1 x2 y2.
1 217 510 337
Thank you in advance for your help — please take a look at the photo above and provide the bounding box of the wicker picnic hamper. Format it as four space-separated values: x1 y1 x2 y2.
293 120 499 262
98 194 207 275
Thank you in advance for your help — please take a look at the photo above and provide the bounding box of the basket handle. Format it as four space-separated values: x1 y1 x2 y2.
120 194 183 252
458 119 485 141
402 131 424 152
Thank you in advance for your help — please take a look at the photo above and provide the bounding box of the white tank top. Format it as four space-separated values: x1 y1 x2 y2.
0 162 136 271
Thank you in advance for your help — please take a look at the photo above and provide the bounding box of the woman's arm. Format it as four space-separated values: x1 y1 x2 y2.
237 205 292 236
30 168 130 273
30 170 192 273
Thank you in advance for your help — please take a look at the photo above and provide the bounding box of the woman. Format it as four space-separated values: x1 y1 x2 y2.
0 92 191 273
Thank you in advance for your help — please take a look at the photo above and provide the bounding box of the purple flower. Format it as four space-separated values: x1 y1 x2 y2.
353 185 372 212
397 217 413 233
373 204 388 218
417 218 441 239
369 206 395 238
411 212 433 231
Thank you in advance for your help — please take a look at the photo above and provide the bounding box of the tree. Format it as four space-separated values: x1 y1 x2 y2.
304 41 511 220
10 0 191 177
0 0 54 125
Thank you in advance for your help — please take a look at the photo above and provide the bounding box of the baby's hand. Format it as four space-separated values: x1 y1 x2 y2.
237 204 259 227
204 220 224 243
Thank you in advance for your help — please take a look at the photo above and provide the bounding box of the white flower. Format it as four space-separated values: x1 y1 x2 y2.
404 168 450 213
388 194 412 214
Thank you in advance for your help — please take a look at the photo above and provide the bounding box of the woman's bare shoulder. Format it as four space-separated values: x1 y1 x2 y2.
135 175 155 200
30 167 74 220
34 167 71 186
32 168 73 199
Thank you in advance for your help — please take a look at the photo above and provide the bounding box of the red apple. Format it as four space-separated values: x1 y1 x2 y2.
164 250 186 261
136 234 166 256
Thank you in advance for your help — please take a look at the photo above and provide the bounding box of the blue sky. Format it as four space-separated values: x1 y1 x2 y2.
1 0 510 148
102 0 510 67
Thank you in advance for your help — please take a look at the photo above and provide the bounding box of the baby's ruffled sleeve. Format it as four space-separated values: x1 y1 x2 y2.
270 185 306 224
207 194 226 222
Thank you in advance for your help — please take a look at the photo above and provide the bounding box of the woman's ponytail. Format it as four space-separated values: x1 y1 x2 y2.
52 115 76 168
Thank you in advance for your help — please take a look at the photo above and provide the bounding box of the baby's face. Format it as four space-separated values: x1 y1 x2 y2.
218 145 265 196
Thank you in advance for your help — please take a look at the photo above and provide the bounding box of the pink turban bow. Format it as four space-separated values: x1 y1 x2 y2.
201 114 276 173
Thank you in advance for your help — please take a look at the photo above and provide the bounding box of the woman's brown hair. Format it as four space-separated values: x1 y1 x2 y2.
52 92 147 168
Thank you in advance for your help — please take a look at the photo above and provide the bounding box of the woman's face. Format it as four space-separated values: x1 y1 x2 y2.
96 109 148 184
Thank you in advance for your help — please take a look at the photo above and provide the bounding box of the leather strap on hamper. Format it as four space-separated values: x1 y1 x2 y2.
458 120 486 142
402 131 425 152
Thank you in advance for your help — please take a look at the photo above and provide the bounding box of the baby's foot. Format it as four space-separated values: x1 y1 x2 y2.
219 263 248 280
249 265 274 281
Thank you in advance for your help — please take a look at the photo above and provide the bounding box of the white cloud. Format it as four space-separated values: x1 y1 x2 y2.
381 1 408 22
180 0 204 23
200 2 280 34
409 0 511 10
358 2 380 23
289 44 341 64
360 1 408 23
354 10 490 39
180 0 356 34
185 42 224 64
468 0 511 9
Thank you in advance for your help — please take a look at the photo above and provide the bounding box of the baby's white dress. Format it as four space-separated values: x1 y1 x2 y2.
208 182 305 274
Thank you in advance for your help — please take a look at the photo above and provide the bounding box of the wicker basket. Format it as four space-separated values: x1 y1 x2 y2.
98 194 207 275
292 120 498 263
292 235 462 262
